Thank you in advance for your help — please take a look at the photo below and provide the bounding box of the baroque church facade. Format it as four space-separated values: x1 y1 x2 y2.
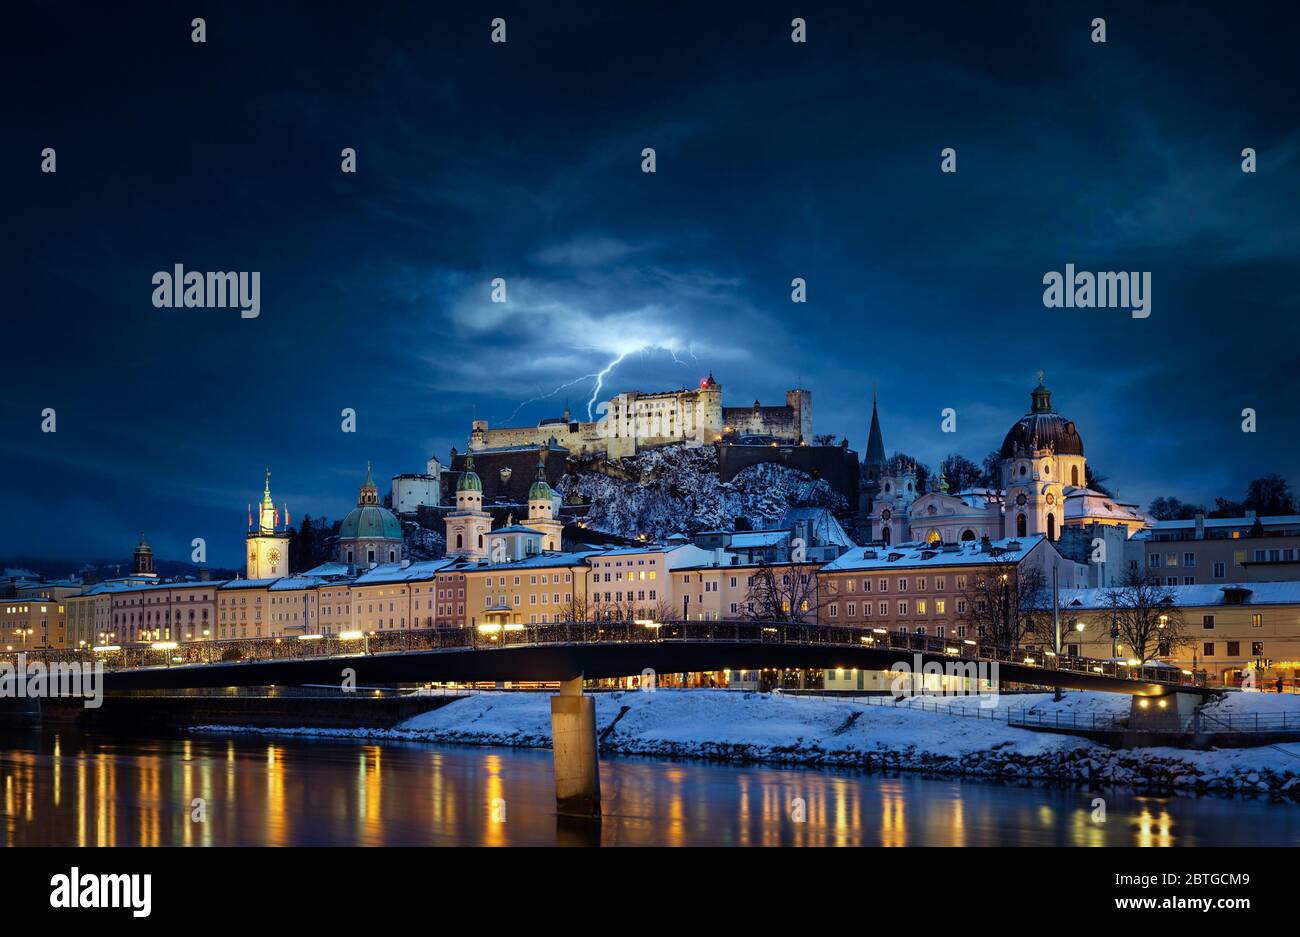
864 378 1147 547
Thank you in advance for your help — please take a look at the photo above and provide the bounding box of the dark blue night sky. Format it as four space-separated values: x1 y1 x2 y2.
5 0 1299 567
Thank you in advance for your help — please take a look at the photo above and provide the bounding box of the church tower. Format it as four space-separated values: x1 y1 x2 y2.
861 391 887 505
246 469 290 578
522 454 563 551
998 375 1086 541
133 534 157 578
445 450 492 559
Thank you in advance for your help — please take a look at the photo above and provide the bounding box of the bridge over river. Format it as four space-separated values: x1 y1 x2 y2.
16 620 1208 697
9 621 1214 818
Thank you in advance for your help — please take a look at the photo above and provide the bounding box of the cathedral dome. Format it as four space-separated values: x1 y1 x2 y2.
999 379 1084 458
339 463 403 541
338 504 403 540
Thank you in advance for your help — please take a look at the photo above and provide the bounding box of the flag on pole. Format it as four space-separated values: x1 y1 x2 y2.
275 506 280 528
284 504 291 527
248 504 253 529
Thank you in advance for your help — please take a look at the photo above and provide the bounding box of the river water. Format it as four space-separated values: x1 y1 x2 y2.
1 729 1295 846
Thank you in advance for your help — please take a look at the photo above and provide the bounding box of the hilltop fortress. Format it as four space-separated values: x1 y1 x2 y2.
470 374 812 460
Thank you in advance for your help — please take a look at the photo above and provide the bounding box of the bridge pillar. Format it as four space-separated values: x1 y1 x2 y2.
550 676 601 818
1129 690 1199 732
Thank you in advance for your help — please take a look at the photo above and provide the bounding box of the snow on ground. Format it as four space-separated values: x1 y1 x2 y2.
193 688 1300 800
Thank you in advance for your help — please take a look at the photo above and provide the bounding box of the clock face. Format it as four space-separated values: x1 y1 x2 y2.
268 549 281 564
881 508 892 521
1016 493 1028 506
1046 493 1056 505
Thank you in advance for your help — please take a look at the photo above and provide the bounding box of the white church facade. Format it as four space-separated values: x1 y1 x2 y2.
868 379 1147 548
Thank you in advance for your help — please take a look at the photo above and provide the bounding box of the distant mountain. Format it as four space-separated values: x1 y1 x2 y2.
0 556 238 584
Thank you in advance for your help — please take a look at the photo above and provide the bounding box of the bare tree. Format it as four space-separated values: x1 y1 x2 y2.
743 562 821 624
1090 569 1188 664
957 556 1047 648
560 591 590 623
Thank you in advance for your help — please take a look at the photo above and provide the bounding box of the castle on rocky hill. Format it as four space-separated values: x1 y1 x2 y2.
470 374 812 460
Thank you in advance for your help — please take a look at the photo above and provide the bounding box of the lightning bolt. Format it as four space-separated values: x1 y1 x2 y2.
502 373 599 424
587 349 631 420
503 343 701 426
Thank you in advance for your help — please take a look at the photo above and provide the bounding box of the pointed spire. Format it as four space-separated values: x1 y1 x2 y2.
865 392 886 467
358 461 380 506
457 438 483 494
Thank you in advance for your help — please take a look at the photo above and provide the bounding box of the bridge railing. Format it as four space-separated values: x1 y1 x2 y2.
3 619 1196 688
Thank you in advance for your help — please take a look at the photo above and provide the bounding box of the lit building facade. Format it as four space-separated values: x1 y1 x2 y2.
1 597 67 649
246 470 290 579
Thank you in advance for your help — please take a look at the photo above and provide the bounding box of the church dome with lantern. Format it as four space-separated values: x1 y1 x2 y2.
999 377 1085 459
337 462 404 566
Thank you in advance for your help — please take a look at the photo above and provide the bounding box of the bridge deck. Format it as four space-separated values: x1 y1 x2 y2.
11 621 1212 697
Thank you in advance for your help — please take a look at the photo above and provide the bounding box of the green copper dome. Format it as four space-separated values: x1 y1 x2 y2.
528 455 552 501
457 454 483 492
339 463 403 541
339 505 403 540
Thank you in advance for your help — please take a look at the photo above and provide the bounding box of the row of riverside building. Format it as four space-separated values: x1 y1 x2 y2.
23 516 1300 692
11 378 1300 690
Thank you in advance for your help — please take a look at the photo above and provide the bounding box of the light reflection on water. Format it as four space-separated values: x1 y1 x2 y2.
0 729 1295 847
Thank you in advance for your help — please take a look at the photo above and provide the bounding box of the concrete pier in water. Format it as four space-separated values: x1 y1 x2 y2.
549 676 601 818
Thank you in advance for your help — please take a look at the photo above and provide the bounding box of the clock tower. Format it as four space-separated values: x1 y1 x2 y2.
246 469 290 578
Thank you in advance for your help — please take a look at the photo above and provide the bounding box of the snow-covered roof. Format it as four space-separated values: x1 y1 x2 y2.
1061 581 1300 610
219 578 281 590
467 552 591 572
268 576 328 591
820 534 1049 573
298 562 354 578
586 545 670 558
73 578 227 598
75 581 150 596
728 530 790 548
352 559 458 585
672 556 824 572
1064 488 1145 522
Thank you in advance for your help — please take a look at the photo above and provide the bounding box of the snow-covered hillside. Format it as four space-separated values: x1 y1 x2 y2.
558 444 846 540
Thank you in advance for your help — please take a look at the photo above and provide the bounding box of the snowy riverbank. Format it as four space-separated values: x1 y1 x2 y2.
192 689 1300 800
